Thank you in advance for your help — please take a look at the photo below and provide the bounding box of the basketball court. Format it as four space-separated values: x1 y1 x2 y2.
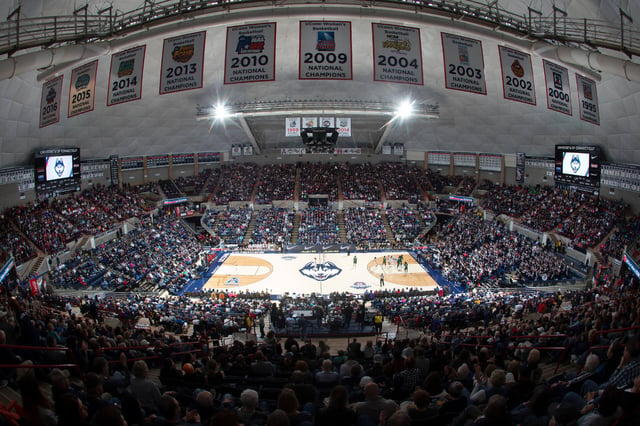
201 251 438 295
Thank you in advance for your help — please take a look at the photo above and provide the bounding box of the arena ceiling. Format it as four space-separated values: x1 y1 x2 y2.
1 0 640 169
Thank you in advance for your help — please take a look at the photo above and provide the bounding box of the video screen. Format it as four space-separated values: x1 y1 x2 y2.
45 155 74 181
561 152 590 177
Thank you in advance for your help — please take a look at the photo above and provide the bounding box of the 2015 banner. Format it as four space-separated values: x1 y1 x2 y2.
576 74 599 125
372 23 423 85
107 45 146 106
39 75 63 128
225 23 276 84
498 46 535 105
441 33 486 95
160 31 205 94
69 60 98 117
299 21 352 80
543 60 572 115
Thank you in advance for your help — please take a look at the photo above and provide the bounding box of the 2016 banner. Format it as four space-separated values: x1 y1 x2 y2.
299 21 352 80
498 46 535 105
39 75 63 128
441 33 486 95
160 31 205 94
286 118 301 137
69 60 98 117
225 23 276 84
576 74 599 125
543 59 572 115
372 23 423 85
107 45 146 106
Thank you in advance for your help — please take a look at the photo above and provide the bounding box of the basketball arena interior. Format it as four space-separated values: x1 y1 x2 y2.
1 1 640 425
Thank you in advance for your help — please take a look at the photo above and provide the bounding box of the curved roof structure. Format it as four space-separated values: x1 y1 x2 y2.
0 0 639 169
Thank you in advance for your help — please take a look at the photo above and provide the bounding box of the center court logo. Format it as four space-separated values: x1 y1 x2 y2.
299 261 342 281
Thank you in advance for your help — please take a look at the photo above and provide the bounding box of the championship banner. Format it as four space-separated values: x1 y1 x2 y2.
334 148 361 155
285 118 301 137
107 45 146 106
336 117 351 137
68 60 98 117
231 146 242 156
372 23 423 85
441 33 486 95
320 117 335 128
39 75 63 128
543 60 572 115
224 23 276 84
303 117 318 128
498 46 535 105
281 148 306 155
299 21 352 80
576 74 600 125
160 31 205 94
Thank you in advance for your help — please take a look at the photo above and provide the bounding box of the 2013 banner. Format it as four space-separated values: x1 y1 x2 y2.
39 75 63 128
299 21 352 80
69 60 98 117
441 33 486 95
372 23 423 85
225 23 276 84
543 60 572 115
160 31 205 94
107 45 146 106
498 46 535 105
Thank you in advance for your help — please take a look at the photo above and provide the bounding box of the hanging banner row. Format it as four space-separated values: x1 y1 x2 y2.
39 22 600 128
285 117 352 137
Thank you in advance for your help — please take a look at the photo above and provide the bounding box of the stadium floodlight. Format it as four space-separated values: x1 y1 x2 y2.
394 99 414 119
214 102 234 120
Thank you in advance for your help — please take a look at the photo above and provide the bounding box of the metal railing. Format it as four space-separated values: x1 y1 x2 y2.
1 0 639 58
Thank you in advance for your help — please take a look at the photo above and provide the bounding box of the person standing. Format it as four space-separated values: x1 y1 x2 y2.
374 312 383 335
353 255 358 269
380 273 385 287
258 315 265 338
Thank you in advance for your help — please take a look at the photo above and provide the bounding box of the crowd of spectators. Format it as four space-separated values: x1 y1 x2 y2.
297 207 340 245
211 163 259 204
421 210 574 289
202 207 252 246
340 163 381 202
385 206 423 246
343 207 388 246
518 188 583 233
600 215 640 261
0 217 36 264
250 208 294 246
375 163 421 204
254 164 297 205
158 180 184 199
299 163 340 202
173 169 215 196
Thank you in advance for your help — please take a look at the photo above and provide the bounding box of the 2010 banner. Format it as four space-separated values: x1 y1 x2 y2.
225 23 276 84
372 23 423 85
441 33 486 95
39 75 63 128
69 60 98 118
299 21 352 80
160 31 205 94
107 45 146 106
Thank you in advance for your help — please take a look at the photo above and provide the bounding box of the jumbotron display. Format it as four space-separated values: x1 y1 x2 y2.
34 148 81 195
554 144 602 193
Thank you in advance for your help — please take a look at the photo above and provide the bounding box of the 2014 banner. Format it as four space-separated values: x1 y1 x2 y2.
160 31 205 94
107 45 146 106
69 60 98 117
498 46 535 105
39 75 63 128
372 23 423 85
441 33 486 95
576 74 599 125
299 21 352 80
225 23 276 84
543 60 572 115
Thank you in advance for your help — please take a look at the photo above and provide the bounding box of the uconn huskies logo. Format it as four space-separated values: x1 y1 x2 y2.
299 261 342 281
570 155 581 174
54 159 65 177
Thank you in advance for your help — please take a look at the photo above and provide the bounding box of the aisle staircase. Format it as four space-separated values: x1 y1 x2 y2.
380 210 396 245
291 212 301 243
243 211 258 243
337 211 347 243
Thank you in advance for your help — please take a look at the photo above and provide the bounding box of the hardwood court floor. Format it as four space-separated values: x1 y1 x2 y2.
203 252 438 295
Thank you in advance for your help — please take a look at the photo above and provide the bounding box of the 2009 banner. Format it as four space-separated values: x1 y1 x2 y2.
372 23 423 85
39 75 63 128
441 33 486 95
543 59 572 115
160 31 205 94
299 21 352 80
225 23 276 84
108 45 146 106
69 60 98 117
498 46 535 105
